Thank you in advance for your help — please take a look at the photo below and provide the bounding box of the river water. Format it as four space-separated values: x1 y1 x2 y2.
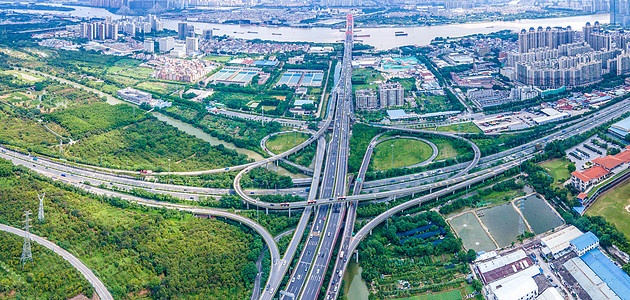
342 261 370 300
152 112 309 178
152 112 265 161
6 4 609 50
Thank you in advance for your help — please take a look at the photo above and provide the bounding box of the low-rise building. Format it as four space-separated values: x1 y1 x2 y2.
609 115 630 139
540 225 584 258
533 108 569 125
117 87 151 105
570 165 610 191
487 266 540 300
467 88 511 108
570 231 600 256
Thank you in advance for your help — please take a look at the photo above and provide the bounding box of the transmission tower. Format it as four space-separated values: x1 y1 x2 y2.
20 210 33 269
37 192 45 223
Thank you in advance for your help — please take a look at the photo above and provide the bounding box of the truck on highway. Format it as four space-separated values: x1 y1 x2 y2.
140 170 153 174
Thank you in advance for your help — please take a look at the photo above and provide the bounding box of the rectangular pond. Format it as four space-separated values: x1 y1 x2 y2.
478 203 523 248
449 212 496 253
515 195 564 235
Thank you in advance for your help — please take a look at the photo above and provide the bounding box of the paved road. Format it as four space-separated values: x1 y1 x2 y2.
0 146 308 201
324 129 383 299
260 130 315 175
0 224 114 300
213 109 306 128
300 17 355 300
260 136 327 300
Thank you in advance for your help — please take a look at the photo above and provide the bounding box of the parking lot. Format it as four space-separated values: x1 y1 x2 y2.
566 136 622 170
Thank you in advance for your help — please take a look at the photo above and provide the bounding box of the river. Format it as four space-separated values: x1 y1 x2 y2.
152 112 309 178
5 4 609 50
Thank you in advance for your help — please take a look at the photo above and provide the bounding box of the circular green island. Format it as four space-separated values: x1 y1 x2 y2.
371 138 434 170
265 131 310 154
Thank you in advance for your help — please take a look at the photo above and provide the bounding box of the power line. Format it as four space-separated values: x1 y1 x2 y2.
21 210 33 269
38 192 45 223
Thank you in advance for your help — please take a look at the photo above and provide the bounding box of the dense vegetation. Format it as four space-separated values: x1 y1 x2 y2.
64 116 250 171
0 163 262 299
348 123 383 173
357 212 481 299
46 103 146 139
0 232 94 299
241 167 294 189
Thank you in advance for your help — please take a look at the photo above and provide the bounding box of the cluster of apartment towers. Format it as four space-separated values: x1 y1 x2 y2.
503 22 630 89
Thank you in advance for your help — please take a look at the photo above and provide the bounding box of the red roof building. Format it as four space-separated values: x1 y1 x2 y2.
571 166 610 192
593 155 625 171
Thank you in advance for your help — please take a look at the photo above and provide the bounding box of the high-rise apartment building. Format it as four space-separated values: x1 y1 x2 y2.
355 89 378 110
611 0 630 28
378 82 404 108
178 22 187 40
144 40 155 53
186 25 195 38
159 37 175 52
203 29 213 40
518 26 574 53
584 22 612 51
186 37 199 54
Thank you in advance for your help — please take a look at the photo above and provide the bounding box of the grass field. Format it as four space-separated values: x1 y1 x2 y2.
397 289 462 300
371 138 433 170
203 55 232 62
266 132 309 154
433 139 461 161
587 178 630 238
1 91 31 102
352 67 384 90
429 122 482 134
416 95 452 113
117 66 154 79
136 81 183 94
3 70 43 82
539 159 571 188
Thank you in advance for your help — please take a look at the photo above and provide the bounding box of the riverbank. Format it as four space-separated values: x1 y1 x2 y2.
6 5 609 50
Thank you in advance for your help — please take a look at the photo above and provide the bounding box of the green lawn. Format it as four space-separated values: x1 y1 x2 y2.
117 67 155 79
136 81 183 94
266 131 309 154
3 92 30 102
433 140 461 161
352 67 384 90
587 178 630 238
371 138 434 170
398 289 462 300
429 122 482 134
415 95 452 113
3 70 43 82
538 159 571 188
203 55 232 62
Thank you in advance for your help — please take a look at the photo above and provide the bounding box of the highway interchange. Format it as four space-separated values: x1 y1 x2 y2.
7 13 630 300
